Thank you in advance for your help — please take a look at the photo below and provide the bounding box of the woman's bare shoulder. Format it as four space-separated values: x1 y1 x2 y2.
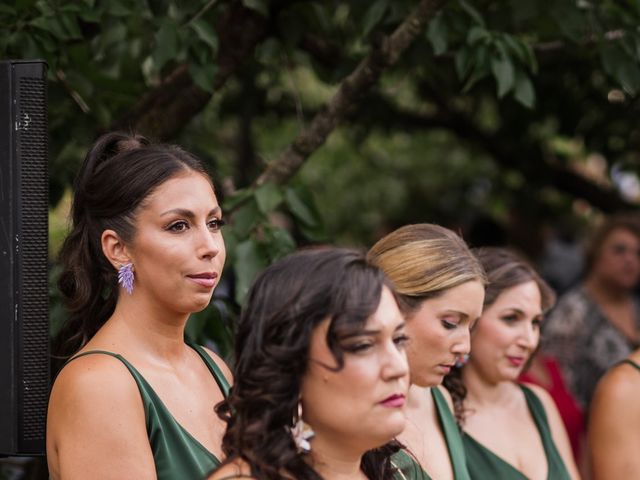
593 362 640 409
47 352 154 479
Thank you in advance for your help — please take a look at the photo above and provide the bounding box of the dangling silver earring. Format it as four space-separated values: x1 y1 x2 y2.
289 401 314 453
118 262 135 295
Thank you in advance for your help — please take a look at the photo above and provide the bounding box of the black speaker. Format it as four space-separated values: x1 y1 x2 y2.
0 60 49 456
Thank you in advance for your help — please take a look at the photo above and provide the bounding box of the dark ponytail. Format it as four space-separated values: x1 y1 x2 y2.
54 131 211 360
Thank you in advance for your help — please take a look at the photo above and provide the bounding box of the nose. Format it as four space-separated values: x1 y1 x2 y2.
516 322 538 350
451 328 471 356
196 224 223 259
382 341 409 382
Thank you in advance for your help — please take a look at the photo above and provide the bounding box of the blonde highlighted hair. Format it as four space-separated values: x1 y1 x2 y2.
367 224 486 315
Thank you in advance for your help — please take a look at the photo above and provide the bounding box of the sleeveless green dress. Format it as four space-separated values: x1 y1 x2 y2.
463 384 571 480
65 340 230 480
392 388 470 480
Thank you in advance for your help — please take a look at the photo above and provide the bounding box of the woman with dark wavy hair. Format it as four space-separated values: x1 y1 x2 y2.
443 248 579 479
209 248 409 480
47 132 231 479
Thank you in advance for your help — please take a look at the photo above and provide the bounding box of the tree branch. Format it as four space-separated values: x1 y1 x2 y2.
255 0 449 186
114 2 280 140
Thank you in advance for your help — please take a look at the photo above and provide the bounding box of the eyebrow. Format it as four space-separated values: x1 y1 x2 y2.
160 207 221 218
441 310 469 319
337 322 406 339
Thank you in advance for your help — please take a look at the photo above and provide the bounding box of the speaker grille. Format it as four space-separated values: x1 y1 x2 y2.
17 75 49 443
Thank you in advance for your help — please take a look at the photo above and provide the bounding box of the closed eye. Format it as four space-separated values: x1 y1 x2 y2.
343 342 373 353
393 334 410 348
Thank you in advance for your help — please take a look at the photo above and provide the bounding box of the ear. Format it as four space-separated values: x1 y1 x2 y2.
101 229 132 271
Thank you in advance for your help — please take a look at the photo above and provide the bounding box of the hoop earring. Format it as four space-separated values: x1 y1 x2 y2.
289 401 314 453
118 263 135 295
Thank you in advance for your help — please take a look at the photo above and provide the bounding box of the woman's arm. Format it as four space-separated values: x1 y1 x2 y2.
525 383 581 480
47 355 156 480
589 366 640 480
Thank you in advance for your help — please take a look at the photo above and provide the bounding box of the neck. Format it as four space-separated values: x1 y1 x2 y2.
462 363 513 408
406 384 432 411
103 292 190 360
584 275 630 303
308 433 366 480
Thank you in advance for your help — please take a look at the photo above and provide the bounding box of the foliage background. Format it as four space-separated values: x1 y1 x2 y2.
2 0 640 362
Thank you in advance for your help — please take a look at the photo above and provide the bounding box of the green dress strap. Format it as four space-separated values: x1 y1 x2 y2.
392 388 471 480
619 358 640 372
65 342 229 480
463 384 571 480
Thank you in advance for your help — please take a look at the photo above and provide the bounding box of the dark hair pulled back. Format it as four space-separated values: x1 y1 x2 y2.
443 247 556 425
55 131 211 358
215 247 401 480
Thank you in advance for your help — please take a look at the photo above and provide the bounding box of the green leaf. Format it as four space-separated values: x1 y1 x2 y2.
153 22 178 69
190 18 218 53
426 13 448 55
30 16 69 39
233 239 268 305
284 185 327 242
223 188 254 211
230 197 262 237
189 62 217 92
284 186 319 227
59 13 82 39
461 45 490 92
514 71 535 108
459 0 485 26
550 2 584 42
616 61 640 95
491 54 515 97
106 0 134 16
362 0 389 36
467 26 488 45
455 47 473 78
263 225 296 260
242 0 268 17
600 43 640 94
255 182 284 214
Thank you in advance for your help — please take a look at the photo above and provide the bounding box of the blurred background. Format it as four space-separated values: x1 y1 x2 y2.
2 0 640 477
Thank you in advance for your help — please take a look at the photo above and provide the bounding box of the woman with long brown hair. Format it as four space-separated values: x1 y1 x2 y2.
47 132 231 479
444 248 579 479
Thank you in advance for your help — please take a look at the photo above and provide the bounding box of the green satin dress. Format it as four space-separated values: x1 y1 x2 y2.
463 384 571 480
392 388 471 480
66 340 230 480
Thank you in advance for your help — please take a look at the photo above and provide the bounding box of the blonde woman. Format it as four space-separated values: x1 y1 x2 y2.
368 224 486 480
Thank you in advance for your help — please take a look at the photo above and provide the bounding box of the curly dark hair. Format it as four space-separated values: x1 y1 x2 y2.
443 247 556 425
215 247 402 479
